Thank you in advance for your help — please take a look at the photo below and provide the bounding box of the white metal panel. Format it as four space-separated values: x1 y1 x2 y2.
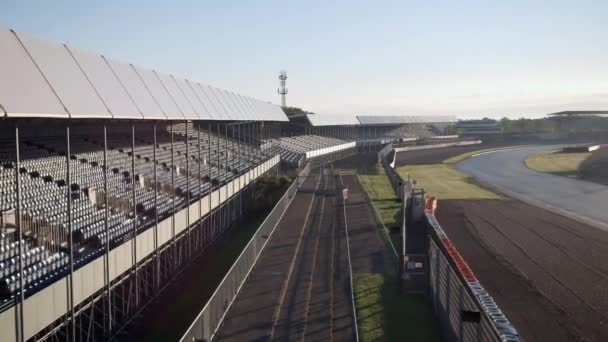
0 306 16 341
105 58 165 119
265 102 277 121
254 100 267 121
17 31 111 118
233 94 252 120
192 83 219 120
267 102 286 122
208 86 233 120
245 96 262 121
272 104 289 122
248 98 263 120
156 72 197 120
227 91 246 120
133 65 181 119
306 113 359 126
264 102 276 121
202 85 229 121
180 79 213 120
259 100 274 121
236 94 257 121
356 115 457 124
0 29 68 118
226 91 245 120
214 86 234 121
257 99 272 121
222 89 243 120
68 47 141 119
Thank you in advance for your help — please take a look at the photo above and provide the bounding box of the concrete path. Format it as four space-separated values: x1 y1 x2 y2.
456 145 608 231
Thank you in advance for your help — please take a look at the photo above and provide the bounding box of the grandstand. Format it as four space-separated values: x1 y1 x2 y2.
0 28 457 342
456 119 503 136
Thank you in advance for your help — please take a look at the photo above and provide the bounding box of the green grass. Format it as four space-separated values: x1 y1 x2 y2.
339 160 441 341
354 274 442 342
356 171 402 254
358 172 401 229
397 164 500 200
525 150 591 178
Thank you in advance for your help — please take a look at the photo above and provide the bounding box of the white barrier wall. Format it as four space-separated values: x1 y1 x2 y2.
393 140 481 153
305 141 356 158
0 155 280 342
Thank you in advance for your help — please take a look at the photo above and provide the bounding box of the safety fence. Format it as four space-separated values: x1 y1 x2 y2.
379 148 521 342
179 163 312 342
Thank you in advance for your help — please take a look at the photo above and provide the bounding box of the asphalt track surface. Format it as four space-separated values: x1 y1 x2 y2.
457 145 608 231
395 146 608 342
340 174 394 274
215 168 356 341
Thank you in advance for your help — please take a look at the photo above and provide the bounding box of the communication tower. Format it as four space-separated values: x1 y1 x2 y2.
278 70 288 107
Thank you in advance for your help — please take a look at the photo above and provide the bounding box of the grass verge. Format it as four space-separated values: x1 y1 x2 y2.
397 163 500 200
354 273 442 342
357 171 402 255
525 150 591 178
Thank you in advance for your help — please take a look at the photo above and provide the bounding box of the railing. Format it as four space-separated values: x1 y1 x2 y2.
179 163 312 342
336 172 360 342
378 147 521 342
425 211 520 342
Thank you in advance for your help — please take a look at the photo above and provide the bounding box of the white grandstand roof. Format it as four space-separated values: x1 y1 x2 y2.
0 28 287 121
547 111 608 117
305 113 360 126
356 115 457 125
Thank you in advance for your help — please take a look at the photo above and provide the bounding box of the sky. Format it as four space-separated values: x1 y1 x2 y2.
1 0 607 119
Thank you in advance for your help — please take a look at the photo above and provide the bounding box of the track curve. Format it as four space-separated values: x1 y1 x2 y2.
456 145 608 231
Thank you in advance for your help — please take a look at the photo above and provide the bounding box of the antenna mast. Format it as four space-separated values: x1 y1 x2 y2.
278 70 288 107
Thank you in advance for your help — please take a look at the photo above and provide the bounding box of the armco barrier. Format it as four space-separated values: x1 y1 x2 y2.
179 163 312 342
425 201 520 342
377 146 520 342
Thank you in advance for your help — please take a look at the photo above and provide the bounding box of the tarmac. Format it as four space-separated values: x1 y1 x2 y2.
456 145 608 231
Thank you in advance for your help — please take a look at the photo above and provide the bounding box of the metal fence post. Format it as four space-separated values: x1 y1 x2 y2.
103 124 112 334
131 123 139 307
14 123 24 342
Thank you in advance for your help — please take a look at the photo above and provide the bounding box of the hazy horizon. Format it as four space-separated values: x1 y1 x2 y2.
1 0 607 119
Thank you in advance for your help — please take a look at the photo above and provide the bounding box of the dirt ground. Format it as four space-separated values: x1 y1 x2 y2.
396 146 608 342
437 199 608 342
580 145 608 185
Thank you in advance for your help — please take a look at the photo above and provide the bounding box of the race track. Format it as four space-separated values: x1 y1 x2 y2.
457 145 608 231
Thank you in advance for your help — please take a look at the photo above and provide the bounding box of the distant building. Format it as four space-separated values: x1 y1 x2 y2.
456 119 503 135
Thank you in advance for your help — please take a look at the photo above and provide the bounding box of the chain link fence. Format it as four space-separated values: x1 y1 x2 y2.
180 163 312 342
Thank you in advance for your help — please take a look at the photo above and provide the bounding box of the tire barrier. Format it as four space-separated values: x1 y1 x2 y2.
425 198 521 342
